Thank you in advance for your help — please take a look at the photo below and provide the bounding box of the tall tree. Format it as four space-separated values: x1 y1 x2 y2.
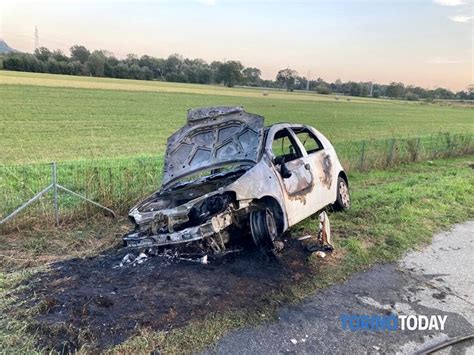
139 55 165 79
348 82 362 96
386 82 405 98
34 47 52 61
86 50 107 77
276 68 298 91
242 67 262 86
52 49 68 62
70 45 90 64
164 54 184 77
210 60 223 83
216 61 244 87
125 54 139 66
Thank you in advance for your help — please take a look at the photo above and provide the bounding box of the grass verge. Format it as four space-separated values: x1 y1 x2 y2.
1 156 473 353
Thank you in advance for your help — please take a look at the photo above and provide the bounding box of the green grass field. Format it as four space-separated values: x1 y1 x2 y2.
1 70 473 164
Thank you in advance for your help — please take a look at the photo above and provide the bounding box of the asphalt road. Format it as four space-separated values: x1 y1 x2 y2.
206 221 474 354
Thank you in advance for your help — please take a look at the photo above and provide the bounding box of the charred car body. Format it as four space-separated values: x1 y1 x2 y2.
124 107 350 252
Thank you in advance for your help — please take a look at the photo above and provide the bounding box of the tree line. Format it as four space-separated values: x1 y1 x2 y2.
1 44 472 101
275 69 473 101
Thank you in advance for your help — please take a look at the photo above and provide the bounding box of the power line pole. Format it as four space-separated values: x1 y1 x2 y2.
306 70 311 91
35 26 39 50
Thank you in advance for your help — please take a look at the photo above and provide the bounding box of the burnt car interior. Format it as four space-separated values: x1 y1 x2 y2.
272 128 302 163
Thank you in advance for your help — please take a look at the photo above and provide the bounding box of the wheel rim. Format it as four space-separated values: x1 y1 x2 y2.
265 210 277 240
339 181 350 208
250 209 277 250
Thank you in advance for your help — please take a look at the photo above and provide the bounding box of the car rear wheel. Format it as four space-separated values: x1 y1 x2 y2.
332 176 350 211
250 209 278 253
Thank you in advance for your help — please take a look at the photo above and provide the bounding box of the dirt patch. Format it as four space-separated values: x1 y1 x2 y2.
9 238 310 353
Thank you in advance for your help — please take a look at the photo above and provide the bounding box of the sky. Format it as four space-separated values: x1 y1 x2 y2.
0 0 472 91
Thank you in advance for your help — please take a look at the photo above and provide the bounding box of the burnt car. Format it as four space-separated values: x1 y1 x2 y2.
124 106 350 253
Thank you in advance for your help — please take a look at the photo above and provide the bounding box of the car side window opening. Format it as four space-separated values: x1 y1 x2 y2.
271 129 302 163
293 128 324 154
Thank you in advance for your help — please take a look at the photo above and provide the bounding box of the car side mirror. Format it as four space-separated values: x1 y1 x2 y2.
280 163 292 179
274 156 285 165
274 157 292 179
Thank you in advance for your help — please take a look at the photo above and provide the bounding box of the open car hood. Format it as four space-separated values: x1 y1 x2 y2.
162 107 264 188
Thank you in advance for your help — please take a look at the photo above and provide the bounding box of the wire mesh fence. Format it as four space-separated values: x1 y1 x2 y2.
336 132 473 171
1 132 472 233
1 156 163 233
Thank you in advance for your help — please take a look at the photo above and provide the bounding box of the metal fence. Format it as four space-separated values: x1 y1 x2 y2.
336 132 473 171
1 132 472 233
1 156 164 232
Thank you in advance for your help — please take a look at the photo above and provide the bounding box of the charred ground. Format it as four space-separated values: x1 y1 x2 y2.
9 238 309 353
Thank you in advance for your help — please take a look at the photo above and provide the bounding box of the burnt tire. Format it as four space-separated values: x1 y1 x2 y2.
332 176 350 211
249 209 278 253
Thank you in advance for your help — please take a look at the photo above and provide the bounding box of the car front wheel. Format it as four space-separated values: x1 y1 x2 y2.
249 209 278 253
332 176 350 211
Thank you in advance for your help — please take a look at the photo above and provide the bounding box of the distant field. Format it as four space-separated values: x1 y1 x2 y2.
1 70 473 164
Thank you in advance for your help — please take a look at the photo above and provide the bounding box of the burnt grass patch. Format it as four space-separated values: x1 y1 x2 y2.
9 238 310 353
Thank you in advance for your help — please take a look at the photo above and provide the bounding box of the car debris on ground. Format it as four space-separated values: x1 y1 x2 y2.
178 254 209 264
297 211 334 256
115 251 149 268
314 251 327 258
114 247 246 269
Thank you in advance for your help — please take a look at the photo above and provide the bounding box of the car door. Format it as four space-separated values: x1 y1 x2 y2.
291 127 335 210
269 128 316 226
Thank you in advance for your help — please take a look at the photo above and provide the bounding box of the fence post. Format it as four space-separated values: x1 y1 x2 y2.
429 134 435 159
52 162 60 227
415 137 421 161
386 138 395 166
359 140 366 170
